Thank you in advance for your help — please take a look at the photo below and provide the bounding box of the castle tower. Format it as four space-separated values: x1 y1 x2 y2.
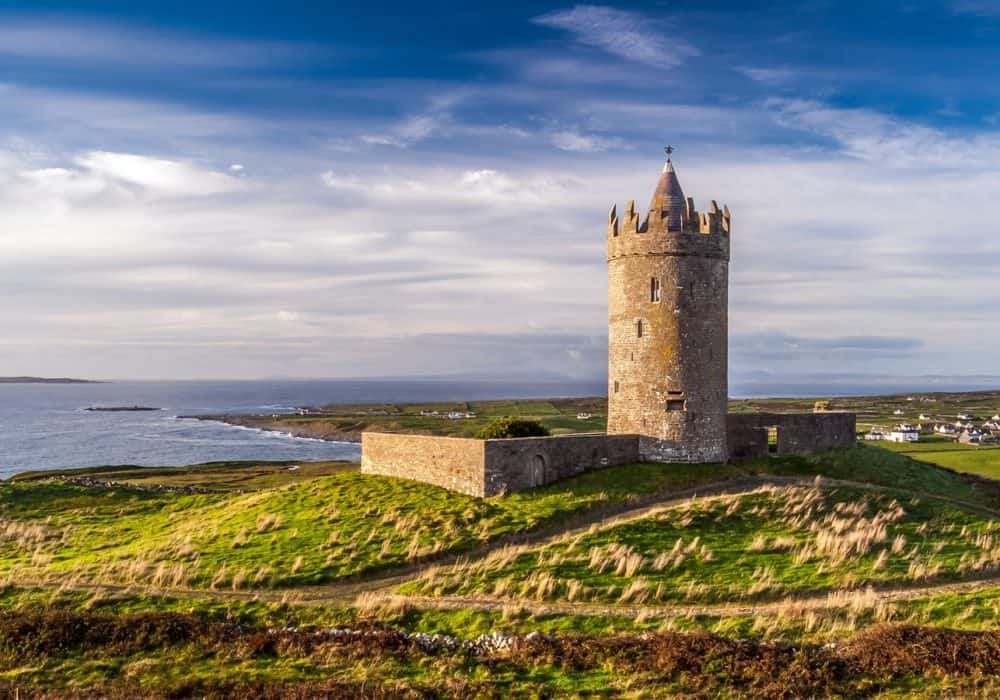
607 156 731 462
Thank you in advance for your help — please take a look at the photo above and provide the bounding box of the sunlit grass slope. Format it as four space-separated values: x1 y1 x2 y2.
0 461 742 589
402 482 999 604
872 440 1000 480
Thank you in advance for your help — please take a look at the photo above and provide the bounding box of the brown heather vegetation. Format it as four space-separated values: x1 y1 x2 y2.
0 608 996 698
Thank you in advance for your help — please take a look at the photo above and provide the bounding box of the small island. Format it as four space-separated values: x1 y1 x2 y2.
0 376 104 384
85 406 161 412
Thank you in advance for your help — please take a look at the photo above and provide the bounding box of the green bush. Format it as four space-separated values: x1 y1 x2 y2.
475 417 550 440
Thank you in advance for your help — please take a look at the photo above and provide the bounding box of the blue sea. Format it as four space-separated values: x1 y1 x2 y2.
0 379 605 478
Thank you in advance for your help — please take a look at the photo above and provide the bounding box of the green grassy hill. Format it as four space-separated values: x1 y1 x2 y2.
0 445 997 697
403 482 997 604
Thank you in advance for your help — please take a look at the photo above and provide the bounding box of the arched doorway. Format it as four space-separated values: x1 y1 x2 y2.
529 454 547 487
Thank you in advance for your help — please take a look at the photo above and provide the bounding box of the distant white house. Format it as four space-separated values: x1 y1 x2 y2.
935 424 958 435
887 428 919 443
919 414 931 421
959 430 983 445
893 409 904 415
864 429 887 441
447 411 476 420
957 413 974 421
576 412 593 420
419 409 440 416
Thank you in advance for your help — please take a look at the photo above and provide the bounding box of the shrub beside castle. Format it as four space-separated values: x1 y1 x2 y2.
475 417 550 440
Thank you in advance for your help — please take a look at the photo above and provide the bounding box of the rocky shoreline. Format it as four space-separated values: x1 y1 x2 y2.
180 414 363 443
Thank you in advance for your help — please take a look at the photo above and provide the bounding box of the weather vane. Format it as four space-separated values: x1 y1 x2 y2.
664 145 674 160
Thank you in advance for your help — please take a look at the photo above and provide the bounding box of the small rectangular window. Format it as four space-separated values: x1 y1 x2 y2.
650 277 661 302
613 380 620 394
636 319 643 338
665 391 685 412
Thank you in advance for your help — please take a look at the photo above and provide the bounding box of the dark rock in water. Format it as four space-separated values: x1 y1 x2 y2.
85 406 161 412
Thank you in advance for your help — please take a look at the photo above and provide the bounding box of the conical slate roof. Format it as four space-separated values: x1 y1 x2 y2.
649 160 685 230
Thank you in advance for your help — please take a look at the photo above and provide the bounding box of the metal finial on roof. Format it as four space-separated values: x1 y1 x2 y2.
664 145 674 160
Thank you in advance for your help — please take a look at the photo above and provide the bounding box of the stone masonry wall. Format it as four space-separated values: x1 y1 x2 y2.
361 432 640 497
361 433 486 497
726 413 857 460
483 433 640 496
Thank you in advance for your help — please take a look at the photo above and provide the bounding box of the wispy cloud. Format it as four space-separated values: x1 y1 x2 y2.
550 130 623 152
533 5 700 68
74 151 244 197
361 114 442 147
947 0 1000 17
359 93 468 148
0 16 324 68
737 66 799 85
767 98 1000 168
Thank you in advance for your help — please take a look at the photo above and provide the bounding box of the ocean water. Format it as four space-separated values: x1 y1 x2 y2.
0 379 605 478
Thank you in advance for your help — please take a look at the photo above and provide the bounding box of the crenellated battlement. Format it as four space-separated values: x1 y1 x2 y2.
608 194 731 261
608 195 730 237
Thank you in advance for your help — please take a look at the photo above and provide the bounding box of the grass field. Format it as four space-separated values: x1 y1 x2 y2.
872 440 1000 480
203 396 609 441
10 459 357 490
0 460 744 589
2 417 999 697
402 482 999 604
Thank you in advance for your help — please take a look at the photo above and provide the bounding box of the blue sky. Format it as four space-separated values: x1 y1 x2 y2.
1 1 999 383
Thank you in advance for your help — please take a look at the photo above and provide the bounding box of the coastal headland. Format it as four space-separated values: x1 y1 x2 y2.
185 390 1000 480
0 376 104 384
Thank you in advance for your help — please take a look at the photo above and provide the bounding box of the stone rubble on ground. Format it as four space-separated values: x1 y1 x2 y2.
266 626 551 656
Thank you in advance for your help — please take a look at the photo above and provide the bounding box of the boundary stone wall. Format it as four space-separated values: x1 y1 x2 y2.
361 432 640 497
727 413 857 459
361 433 486 497
362 414 855 497
483 433 640 496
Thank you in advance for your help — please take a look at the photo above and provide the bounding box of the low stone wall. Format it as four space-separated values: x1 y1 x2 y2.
726 412 857 459
363 415 856 497
483 433 640 496
361 433 486 497
361 432 640 497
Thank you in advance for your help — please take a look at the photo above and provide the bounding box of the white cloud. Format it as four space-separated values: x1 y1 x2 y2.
737 66 799 85
0 16 321 68
533 5 700 68
550 130 623 152
322 165 582 206
73 151 244 197
361 115 440 147
948 0 1000 16
768 98 1000 169
359 93 468 148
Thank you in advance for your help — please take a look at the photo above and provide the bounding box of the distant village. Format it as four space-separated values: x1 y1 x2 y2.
863 396 1000 445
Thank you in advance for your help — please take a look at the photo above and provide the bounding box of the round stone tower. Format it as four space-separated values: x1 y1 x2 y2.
606 157 731 462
